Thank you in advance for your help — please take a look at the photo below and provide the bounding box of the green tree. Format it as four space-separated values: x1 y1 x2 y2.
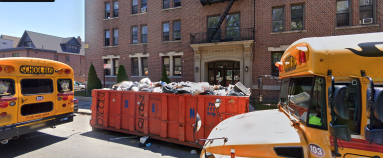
116 64 129 83
160 64 171 84
87 62 102 94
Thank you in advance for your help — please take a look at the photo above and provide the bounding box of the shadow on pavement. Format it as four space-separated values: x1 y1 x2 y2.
0 131 67 158
81 129 201 158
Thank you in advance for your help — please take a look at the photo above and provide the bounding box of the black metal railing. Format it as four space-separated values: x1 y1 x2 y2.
190 27 254 44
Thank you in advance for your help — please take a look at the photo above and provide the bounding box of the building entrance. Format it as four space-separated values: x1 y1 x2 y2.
208 61 240 87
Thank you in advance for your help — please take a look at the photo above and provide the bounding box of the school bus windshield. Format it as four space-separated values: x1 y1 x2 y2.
280 76 327 128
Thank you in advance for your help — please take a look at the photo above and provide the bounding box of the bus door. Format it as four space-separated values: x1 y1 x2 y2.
0 77 18 127
17 77 56 123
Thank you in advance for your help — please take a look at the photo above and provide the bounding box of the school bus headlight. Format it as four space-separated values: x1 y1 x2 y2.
65 69 71 74
4 66 14 73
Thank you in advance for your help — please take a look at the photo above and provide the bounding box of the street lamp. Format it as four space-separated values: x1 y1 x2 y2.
195 67 199 73
245 66 248 72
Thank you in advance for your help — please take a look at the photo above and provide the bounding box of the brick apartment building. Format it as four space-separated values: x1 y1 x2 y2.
85 0 382 100
0 31 86 82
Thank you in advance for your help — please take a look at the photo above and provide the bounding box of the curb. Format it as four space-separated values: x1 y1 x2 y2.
76 109 92 115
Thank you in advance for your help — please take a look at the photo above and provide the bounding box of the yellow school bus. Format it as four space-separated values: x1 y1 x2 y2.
193 32 383 158
0 57 75 144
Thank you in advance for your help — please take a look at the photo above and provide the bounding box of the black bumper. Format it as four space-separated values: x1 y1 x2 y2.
0 113 74 140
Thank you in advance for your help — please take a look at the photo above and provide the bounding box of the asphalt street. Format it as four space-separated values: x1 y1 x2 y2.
0 113 201 158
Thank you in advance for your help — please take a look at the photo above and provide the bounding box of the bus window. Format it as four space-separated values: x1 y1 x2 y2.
279 77 290 108
287 77 313 123
334 80 362 134
308 77 327 129
0 79 15 96
57 79 73 92
21 102 53 116
21 79 53 95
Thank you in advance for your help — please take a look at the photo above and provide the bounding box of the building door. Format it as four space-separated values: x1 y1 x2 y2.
208 61 240 87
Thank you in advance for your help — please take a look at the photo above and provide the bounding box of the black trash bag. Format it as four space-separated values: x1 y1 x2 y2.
227 89 245 96
176 89 191 94
162 85 178 94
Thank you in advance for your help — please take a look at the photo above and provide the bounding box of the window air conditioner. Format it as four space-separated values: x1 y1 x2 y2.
141 7 147 12
362 18 373 24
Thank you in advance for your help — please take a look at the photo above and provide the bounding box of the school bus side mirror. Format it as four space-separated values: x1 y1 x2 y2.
329 122 351 141
194 113 201 133
331 85 349 119
365 88 383 145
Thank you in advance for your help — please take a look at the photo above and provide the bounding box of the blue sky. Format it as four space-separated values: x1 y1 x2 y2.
0 0 84 40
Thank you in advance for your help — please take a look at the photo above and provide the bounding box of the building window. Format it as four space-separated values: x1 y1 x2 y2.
12 53 19 57
272 7 284 32
272 52 283 77
163 57 170 75
163 22 169 41
163 0 170 9
132 27 138 44
132 0 138 14
105 3 110 19
54 55 58 61
24 41 32 47
105 30 110 46
337 0 350 26
208 16 221 41
113 59 119 76
66 56 69 63
113 29 118 45
131 58 139 76
174 0 181 7
173 21 181 40
142 25 147 43
226 14 240 40
142 57 148 76
113 1 119 17
291 4 304 30
174 56 181 76
142 0 147 9
360 0 374 24
104 59 111 76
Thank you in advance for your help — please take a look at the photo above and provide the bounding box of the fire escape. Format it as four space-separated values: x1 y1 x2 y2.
190 0 254 44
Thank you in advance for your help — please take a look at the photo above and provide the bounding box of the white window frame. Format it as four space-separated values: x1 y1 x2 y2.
159 51 183 77
102 55 120 77
129 53 149 77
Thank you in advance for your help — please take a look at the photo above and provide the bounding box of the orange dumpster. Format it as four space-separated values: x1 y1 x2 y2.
90 89 249 148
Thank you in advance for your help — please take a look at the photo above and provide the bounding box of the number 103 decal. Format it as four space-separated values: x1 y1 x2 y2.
309 143 325 157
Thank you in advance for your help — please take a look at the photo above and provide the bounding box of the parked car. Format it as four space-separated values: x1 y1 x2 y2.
74 81 85 91
73 99 78 113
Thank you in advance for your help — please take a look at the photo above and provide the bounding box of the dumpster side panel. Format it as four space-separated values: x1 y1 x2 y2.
204 97 219 138
167 95 179 140
185 96 198 142
148 94 162 136
121 92 133 130
135 94 149 133
108 92 117 128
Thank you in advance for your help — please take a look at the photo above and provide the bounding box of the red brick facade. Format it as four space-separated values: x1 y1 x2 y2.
85 0 382 99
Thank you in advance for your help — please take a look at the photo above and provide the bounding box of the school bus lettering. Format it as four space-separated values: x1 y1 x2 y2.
26 113 49 120
283 55 297 72
20 65 54 74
